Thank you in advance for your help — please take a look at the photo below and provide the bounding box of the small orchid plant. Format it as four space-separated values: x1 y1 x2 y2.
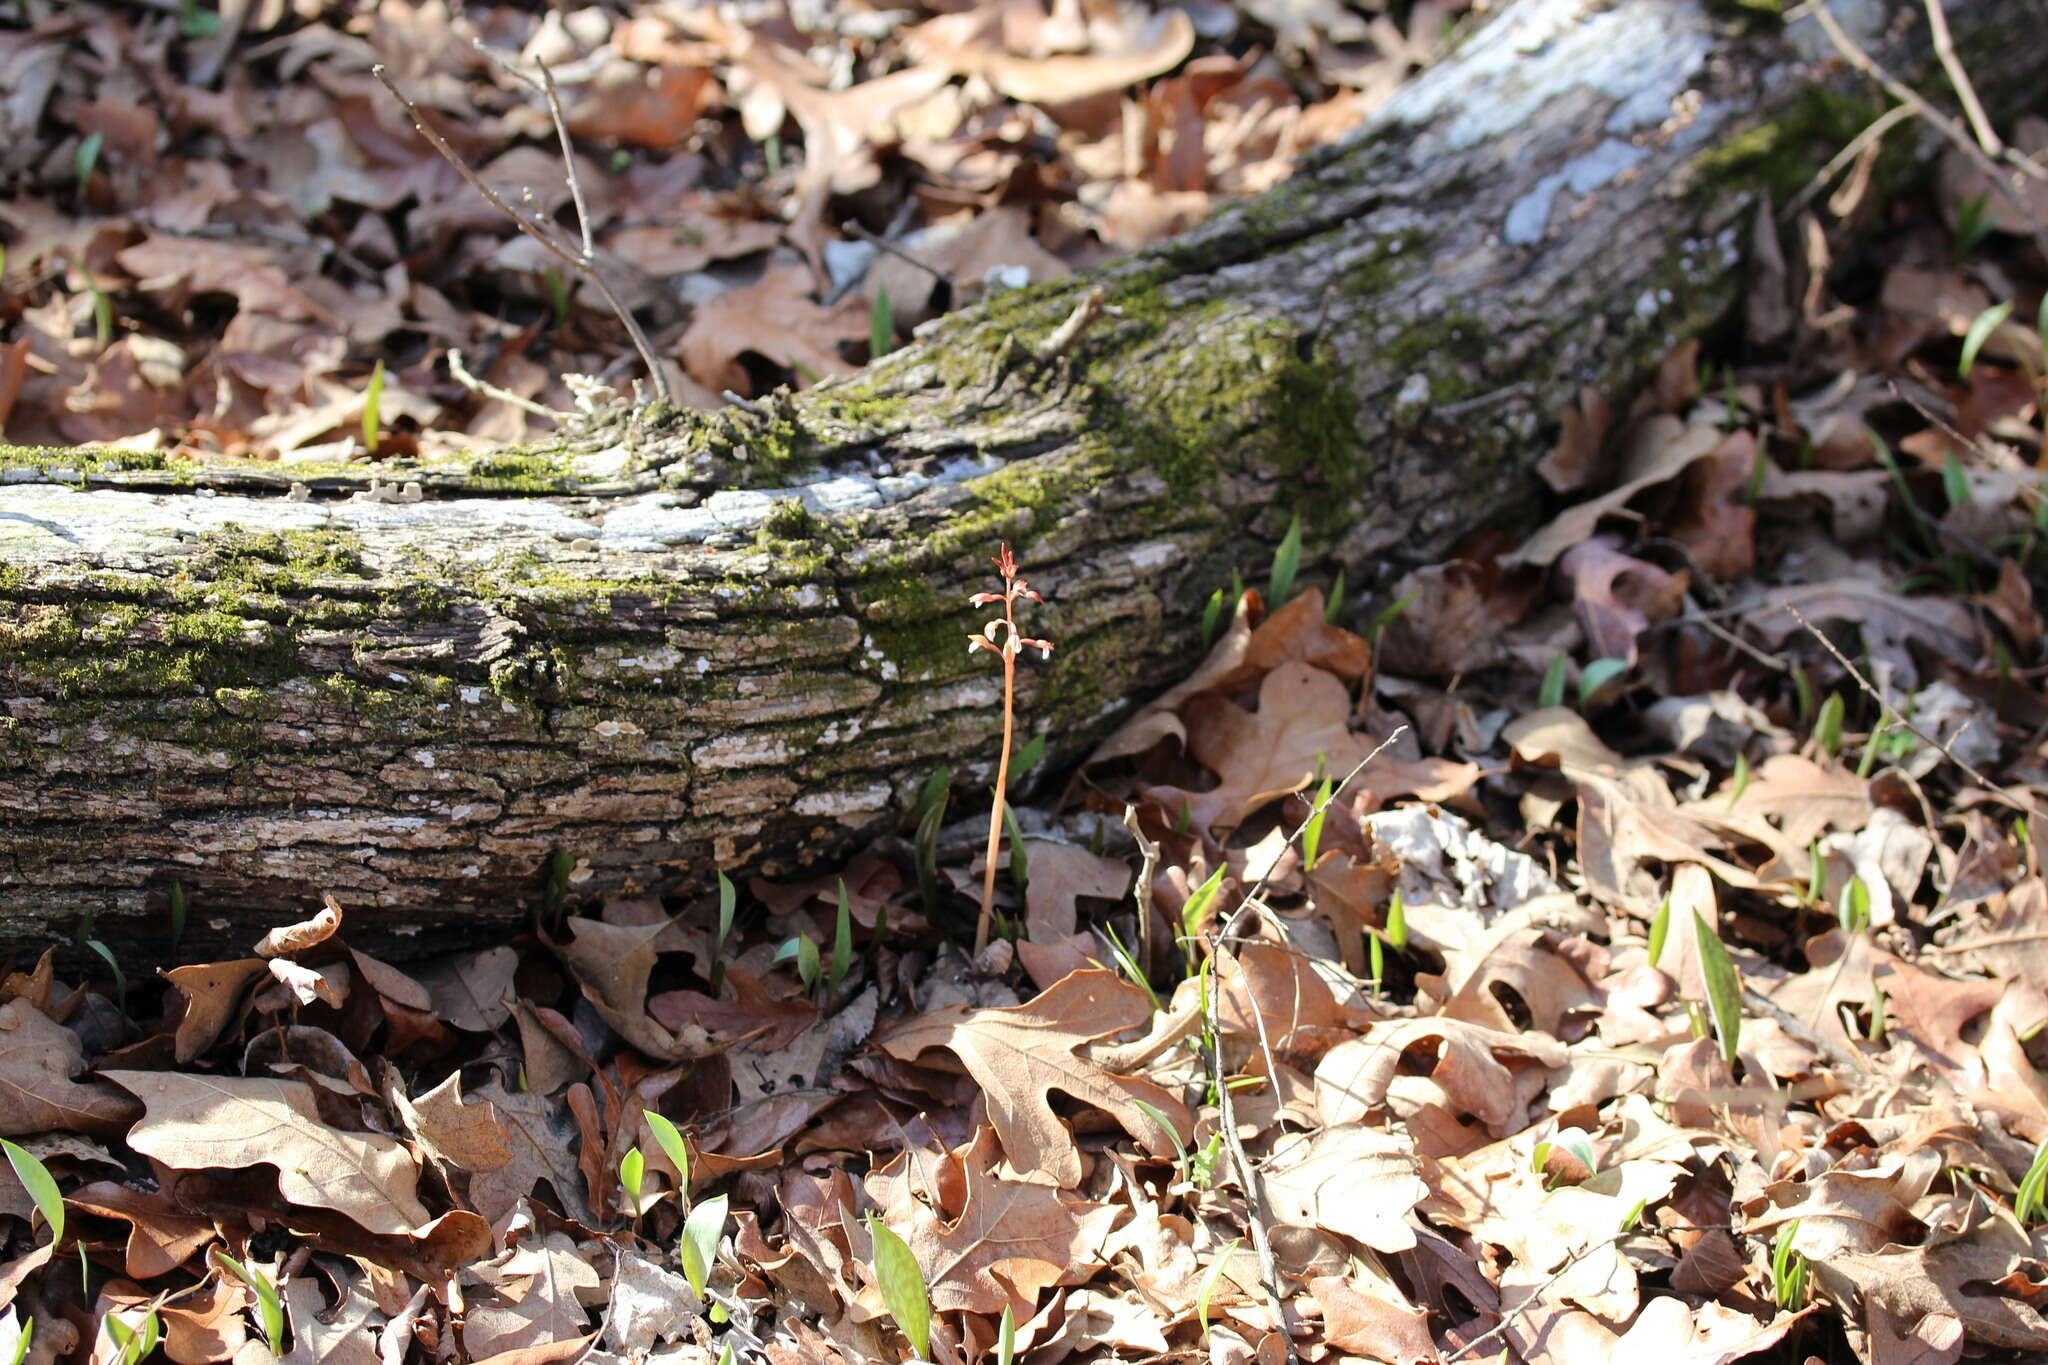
968 543 1055 954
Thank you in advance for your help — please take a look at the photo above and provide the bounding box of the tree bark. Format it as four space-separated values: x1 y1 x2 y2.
0 0 2035 954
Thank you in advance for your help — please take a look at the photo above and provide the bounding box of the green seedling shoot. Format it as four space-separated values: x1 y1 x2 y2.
212 1249 285 1355
867 1215 930 1361
362 359 386 457
1693 912 1744 1068
642 1109 691 1213
1266 514 1302 606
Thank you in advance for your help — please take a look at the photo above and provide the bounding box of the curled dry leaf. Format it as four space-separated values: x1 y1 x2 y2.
105 1071 430 1235
268 957 348 1008
648 965 818 1052
1087 588 1369 764
283 1274 382 1365
1745 579 1977 690
0 1000 142 1138
1172 660 1385 834
254 896 343 958
1503 418 1728 568
466 1079 596 1227
552 915 719 1062
876 968 1193 1186
1307 1270 1436 1365
1741 1150 1936 1260
678 265 872 396
465 1233 603 1358
1316 1018 1567 1137
1557 538 1688 666
415 946 518 1034
871 1127 1121 1319
161 959 269 1064
1263 1124 1429 1253
903 8 1195 105
67 1182 215 1280
1812 1207 2048 1353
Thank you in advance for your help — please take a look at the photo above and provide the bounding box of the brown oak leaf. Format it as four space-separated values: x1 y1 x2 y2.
877 969 1192 1186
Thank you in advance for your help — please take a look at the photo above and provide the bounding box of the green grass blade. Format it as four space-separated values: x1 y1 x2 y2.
1538 654 1568 710
1300 778 1333 869
870 285 895 360
828 879 854 993
362 358 386 457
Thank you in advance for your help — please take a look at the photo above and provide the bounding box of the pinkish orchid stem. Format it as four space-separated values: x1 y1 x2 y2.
975 646 1016 957
969 543 1051 960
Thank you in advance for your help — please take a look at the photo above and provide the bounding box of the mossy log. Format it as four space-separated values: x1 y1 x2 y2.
0 0 2033 954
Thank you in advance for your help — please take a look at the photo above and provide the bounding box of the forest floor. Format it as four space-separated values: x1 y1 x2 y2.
5 1 2048 1364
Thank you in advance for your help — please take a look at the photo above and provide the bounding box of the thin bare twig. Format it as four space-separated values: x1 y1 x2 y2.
2001 144 2048 188
448 348 570 422
1921 0 2000 156
843 221 951 287
1032 287 1108 364
1201 930 1300 1365
1178 728 1411 1363
1783 603 2032 810
473 41 599 259
1804 3 2048 261
371 62 672 405
1234 727 1410 914
1785 103 1916 217
720 389 770 418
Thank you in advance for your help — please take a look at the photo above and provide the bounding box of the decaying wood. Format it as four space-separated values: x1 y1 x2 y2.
0 0 2036 953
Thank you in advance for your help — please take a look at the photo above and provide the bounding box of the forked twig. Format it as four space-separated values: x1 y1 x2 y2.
371 62 672 405
1801 2 2048 260
844 221 951 287
1184 727 1410 1365
1032 287 1107 364
479 42 601 260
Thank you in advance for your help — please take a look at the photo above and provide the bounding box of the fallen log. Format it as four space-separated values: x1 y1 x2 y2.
0 0 2034 953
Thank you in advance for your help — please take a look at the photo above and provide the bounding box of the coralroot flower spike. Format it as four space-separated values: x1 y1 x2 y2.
968 543 1054 954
